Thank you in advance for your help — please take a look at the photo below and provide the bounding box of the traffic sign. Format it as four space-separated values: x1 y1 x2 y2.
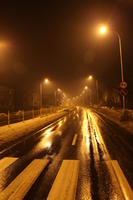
120 81 127 89
120 88 128 96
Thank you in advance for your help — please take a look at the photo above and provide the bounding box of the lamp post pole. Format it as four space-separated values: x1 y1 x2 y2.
96 79 99 104
55 90 57 106
40 83 42 115
40 78 49 115
88 76 99 106
116 32 125 111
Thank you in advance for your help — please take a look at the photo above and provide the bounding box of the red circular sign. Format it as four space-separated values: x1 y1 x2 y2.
120 81 127 89
120 89 128 96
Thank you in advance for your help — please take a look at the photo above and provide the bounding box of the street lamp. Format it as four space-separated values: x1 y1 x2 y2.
84 86 88 90
87 75 99 104
55 88 63 106
44 78 49 84
40 78 50 114
87 75 99 105
57 88 61 92
88 75 93 80
99 25 107 35
98 25 126 110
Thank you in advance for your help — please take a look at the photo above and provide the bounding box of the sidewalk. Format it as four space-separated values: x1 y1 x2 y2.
96 107 133 134
0 109 69 150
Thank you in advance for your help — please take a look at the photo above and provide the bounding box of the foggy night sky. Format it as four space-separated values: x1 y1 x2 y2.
0 1 133 96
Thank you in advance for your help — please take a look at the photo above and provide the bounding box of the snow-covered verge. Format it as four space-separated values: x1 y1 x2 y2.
0 109 70 149
95 107 133 134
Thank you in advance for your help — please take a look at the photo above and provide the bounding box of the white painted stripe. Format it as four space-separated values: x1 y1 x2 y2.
72 134 78 145
0 157 18 173
91 129 99 161
111 160 133 200
0 159 49 200
106 160 125 199
88 111 111 161
47 160 80 200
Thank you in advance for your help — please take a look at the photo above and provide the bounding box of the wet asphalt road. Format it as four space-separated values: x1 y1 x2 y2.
93 110 133 189
0 107 133 199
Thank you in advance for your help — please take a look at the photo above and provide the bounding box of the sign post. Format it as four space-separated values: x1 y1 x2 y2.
120 81 128 111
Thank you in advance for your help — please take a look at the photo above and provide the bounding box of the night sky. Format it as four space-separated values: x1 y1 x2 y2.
0 1 133 96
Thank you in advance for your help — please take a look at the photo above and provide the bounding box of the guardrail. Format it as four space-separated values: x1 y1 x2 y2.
0 107 62 127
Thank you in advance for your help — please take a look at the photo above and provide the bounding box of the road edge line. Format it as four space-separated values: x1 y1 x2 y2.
72 134 78 146
111 160 133 200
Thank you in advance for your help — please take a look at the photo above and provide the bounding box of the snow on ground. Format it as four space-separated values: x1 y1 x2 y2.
96 107 133 134
0 109 68 149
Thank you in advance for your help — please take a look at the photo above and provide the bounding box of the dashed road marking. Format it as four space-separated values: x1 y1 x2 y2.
72 134 78 146
0 157 18 173
0 159 49 200
47 160 80 200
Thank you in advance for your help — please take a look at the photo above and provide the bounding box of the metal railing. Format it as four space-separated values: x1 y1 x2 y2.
0 107 62 127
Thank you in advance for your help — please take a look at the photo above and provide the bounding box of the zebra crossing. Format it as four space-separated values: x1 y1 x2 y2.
0 157 18 173
0 157 80 200
0 158 49 200
0 154 133 200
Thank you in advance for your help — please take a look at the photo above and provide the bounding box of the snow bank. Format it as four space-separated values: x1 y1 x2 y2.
96 107 133 134
0 110 68 150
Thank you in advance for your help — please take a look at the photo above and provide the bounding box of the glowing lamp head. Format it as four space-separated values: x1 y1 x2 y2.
85 86 88 90
57 88 61 92
99 26 107 35
88 75 93 80
44 78 49 84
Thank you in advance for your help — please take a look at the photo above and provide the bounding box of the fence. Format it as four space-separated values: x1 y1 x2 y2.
0 107 61 127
